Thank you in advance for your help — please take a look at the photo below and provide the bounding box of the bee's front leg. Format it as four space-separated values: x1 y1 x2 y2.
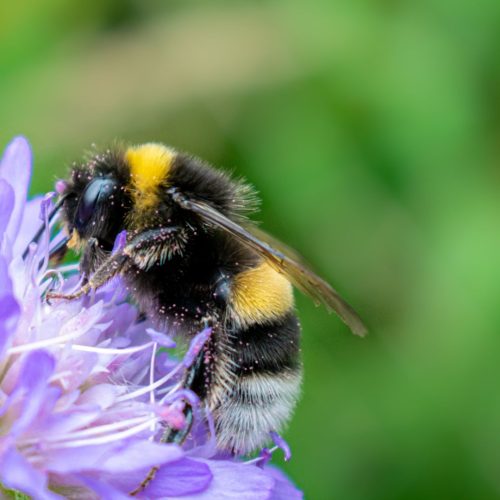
46 252 129 302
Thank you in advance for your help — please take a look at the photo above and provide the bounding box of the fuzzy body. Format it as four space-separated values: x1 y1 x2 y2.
60 143 302 453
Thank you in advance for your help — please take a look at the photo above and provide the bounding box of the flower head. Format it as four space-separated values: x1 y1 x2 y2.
0 137 302 499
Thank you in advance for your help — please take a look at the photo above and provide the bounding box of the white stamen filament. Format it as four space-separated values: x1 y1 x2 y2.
244 446 279 466
7 326 90 355
149 342 157 406
49 370 74 387
20 415 152 446
157 380 183 401
43 417 159 449
71 342 155 355
149 342 158 436
116 363 183 403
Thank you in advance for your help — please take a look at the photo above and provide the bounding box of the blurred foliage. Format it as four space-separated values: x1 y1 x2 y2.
2 1 500 498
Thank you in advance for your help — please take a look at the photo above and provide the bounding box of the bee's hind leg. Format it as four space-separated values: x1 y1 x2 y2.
130 313 220 496
161 348 204 444
129 348 205 496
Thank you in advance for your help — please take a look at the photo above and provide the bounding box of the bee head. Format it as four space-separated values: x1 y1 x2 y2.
60 149 131 251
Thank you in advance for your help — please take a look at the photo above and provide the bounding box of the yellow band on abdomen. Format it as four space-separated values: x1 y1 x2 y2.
230 261 294 327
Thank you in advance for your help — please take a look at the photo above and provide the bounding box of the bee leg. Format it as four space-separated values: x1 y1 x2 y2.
129 350 205 496
124 226 188 270
46 252 128 301
80 237 109 278
161 348 205 443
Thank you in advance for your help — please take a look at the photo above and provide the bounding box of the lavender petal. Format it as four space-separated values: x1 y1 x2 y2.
183 327 212 368
1 448 60 500
0 179 14 240
12 196 43 258
75 475 130 500
266 466 304 500
112 229 128 254
45 441 183 474
270 431 292 461
176 460 275 500
0 136 32 246
0 255 19 356
146 327 176 348
99 458 213 497
9 351 55 437
143 458 213 497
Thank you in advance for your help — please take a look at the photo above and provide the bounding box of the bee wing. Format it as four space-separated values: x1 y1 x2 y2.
172 191 367 336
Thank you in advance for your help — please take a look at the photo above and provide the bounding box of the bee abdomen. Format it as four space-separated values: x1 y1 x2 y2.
214 311 302 454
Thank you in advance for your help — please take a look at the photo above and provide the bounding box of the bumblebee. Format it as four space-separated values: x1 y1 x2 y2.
45 143 366 457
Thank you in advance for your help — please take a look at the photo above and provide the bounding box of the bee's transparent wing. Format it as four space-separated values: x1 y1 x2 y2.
172 192 367 336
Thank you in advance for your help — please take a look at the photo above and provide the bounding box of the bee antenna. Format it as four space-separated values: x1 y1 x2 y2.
22 195 67 260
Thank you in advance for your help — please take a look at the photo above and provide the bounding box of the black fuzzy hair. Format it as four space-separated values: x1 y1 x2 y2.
61 146 131 245
169 152 259 220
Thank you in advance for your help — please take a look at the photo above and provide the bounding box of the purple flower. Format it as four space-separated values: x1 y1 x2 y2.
0 137 303 499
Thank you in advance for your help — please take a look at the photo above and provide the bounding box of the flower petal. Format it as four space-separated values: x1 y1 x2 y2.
104 457 213 498
75 475 130 500
270 431 292 461
45 440 183 474
1 448 60 500
0 136 32 247
112 230 128 254
99 441 184 474
0 179 14 241
144 458 213 497
183 327 212 368
266 467 303 500
172 460 275 500
8 351 55 437
0 294 19 358
12 196 43 258
0 255 19 357
146 328 176 348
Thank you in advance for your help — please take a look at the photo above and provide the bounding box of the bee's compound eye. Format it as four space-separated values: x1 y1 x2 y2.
76 178 115 230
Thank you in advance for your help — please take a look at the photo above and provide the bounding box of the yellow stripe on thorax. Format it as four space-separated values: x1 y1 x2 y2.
125 143 175 212
230 261 294 327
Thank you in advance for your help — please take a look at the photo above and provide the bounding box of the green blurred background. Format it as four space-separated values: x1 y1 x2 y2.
2 1 500 498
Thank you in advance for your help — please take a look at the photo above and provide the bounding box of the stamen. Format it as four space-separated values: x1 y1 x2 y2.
116 363 184 403
70 342 155 355
149 342 157 435
183 327 212 368
160 388 199 407
270 431 292 461
20 415 154 446
149 342 157 406
112 229 127 254
7 325 90 354
244 446 279 467
22 194 67 259
43 417 159 449
38 193 56 273
55 179 67 194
